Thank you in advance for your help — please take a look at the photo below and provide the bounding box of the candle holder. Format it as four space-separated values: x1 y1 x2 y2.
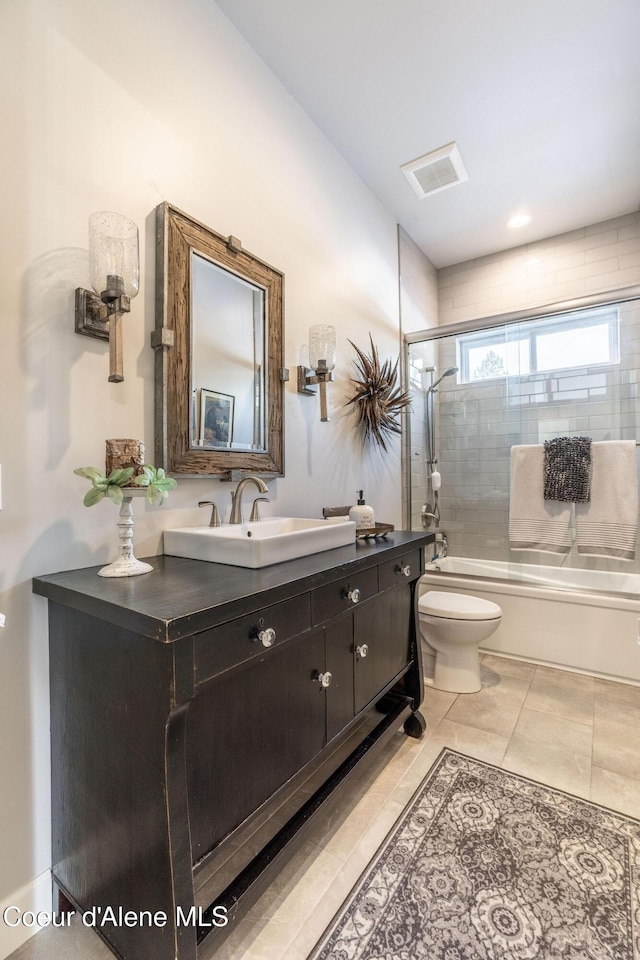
74 455 177 578
98 488 153 578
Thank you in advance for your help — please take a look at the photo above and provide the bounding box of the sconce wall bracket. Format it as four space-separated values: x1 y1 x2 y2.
297 366 335 394
75 288 131 341
75 288 109 341
297 365 318 396
75 285 131 383
297 366 335 421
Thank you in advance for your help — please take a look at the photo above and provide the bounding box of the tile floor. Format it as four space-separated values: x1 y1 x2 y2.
8 654 640 960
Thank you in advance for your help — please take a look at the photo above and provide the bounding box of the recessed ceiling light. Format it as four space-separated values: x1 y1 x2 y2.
506 213 532 229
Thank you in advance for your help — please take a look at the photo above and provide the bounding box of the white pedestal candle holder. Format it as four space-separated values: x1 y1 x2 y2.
99 488 153 578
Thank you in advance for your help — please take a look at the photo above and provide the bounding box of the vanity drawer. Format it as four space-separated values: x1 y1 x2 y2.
195 594 312 686
378 549 422 590
311 565 378 626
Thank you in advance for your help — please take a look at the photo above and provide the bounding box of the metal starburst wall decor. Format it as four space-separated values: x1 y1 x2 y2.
346 335 411 451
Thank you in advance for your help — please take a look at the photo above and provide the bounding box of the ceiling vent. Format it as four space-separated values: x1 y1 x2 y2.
401 142 468 199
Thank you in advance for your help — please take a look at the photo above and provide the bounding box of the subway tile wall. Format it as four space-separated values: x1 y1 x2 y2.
438 212 640 327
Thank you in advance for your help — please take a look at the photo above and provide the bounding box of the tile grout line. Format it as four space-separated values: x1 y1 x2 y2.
498 661 537 767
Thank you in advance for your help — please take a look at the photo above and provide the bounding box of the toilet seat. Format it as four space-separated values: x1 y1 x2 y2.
419 591 501 621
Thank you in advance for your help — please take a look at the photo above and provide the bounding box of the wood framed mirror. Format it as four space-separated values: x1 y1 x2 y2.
153 203 284 477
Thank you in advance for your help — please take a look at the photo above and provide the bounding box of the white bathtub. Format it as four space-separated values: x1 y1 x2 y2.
420 557 640 683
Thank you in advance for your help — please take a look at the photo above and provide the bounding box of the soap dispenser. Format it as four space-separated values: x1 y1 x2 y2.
349 491 375 530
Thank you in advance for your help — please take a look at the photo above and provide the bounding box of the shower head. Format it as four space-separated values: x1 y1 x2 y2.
429 367 458 391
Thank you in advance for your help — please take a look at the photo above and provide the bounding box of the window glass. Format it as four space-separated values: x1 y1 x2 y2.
457 307 619 383
536 322 611 372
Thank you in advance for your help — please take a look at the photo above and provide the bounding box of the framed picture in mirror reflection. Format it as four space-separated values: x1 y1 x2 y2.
199 389 235 447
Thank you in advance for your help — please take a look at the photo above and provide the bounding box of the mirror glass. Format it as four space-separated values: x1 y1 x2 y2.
191 254 266 452
154 203 284 477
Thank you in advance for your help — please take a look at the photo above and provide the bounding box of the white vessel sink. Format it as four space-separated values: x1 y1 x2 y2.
163 517 357 568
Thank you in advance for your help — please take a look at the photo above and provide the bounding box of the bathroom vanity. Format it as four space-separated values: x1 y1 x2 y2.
33 531 432 960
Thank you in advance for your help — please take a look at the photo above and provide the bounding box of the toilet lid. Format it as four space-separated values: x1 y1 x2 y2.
419 591 502 621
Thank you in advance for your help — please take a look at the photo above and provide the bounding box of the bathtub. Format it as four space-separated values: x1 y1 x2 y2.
420 557 640 683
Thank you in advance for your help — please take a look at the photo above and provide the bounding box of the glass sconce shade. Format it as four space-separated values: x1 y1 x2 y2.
89 212 140 299
309 324 336 372
297 324 336 421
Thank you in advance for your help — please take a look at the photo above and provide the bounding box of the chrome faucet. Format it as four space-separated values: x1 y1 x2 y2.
229 476 269 524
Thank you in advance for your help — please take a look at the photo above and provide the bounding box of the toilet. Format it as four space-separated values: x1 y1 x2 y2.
418 590 502 694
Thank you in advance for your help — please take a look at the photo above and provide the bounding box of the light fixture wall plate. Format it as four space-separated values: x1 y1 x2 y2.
75 288 110 340
297 365 317 396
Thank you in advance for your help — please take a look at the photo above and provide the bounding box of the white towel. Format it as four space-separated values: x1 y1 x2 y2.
509 445 572 554
575 441 638 560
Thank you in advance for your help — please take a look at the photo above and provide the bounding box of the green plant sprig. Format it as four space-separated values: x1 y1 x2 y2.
74 465 177 507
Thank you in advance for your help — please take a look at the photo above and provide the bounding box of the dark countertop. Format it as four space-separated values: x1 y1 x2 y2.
33 531 434 642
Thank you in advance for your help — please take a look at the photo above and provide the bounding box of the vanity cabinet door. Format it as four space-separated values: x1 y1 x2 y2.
186 629 327 861
325 616 355 742
353 584 413 713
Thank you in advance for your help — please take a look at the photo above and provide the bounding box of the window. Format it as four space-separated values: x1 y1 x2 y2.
457 306 619 384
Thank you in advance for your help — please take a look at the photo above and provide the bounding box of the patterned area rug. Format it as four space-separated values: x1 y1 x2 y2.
309 749 640 959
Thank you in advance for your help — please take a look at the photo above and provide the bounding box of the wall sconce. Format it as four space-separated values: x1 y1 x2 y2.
75 212 140 382
297 324 336 421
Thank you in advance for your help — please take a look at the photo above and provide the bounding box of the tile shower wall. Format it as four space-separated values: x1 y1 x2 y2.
434 298 640 566
439 212 640 327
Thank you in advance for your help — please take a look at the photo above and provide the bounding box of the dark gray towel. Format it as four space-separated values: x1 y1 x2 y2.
543 437 592 503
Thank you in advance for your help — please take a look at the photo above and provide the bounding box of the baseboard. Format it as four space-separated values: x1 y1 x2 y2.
0 871 51 959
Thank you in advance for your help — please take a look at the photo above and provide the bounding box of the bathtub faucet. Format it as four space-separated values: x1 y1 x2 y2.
431 532 449 562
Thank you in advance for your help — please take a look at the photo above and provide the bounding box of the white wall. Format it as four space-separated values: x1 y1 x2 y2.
398 228 438 336
0 0 403 950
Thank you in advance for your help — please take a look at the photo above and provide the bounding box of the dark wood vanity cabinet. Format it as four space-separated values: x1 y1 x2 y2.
33 532 431 960
187 628 328 858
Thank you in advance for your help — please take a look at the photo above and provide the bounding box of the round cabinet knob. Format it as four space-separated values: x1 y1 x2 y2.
346 587 361 604
258 627 276 647
399 564 412 578
316 671 332 688
356 644 369 658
